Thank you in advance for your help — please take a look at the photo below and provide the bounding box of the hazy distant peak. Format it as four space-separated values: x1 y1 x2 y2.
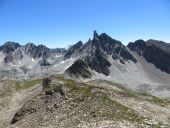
0 41 21 53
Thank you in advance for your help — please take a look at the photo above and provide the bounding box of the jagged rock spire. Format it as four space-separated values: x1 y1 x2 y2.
93 30 98 39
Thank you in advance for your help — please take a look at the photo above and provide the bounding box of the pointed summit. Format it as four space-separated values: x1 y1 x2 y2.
93 30 98 39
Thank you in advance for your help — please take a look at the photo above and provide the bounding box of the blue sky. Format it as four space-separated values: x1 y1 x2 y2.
0 0 170 48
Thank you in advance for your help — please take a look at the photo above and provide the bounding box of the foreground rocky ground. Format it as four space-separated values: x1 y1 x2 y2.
0 79 43 128
0 75 170 128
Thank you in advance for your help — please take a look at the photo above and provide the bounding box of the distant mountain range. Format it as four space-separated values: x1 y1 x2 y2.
0 31 170 98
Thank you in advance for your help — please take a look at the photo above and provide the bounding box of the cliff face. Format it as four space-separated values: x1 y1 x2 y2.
128 39 170 74
65 31 137 76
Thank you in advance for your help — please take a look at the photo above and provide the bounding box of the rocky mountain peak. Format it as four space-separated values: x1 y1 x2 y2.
130 39 146 46
93 30 99 39
88 32 122 53
99 33 113 40
25 43 36 47
146 39 170 54
2 43 52 64
128 39 170 74
65 31 137 77
0 41 21 53
20 43 50 58
127 40 146 55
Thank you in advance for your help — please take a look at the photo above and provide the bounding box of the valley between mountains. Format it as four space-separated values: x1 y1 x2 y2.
0 31 170 128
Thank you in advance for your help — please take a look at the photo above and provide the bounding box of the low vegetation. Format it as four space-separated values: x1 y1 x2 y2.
0 75 169 128
56 76 166 127
15 79 42 91
0 79 42 98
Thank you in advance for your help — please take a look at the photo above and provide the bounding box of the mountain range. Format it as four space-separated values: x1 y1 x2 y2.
0 31 170 98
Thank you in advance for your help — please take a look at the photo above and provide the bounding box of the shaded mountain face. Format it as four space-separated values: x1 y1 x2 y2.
64 41 83 59
4 52 23 64
147 39 170 54
65 59 91 78
128 39 170 74
0 41 21 53
65 31 137 76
